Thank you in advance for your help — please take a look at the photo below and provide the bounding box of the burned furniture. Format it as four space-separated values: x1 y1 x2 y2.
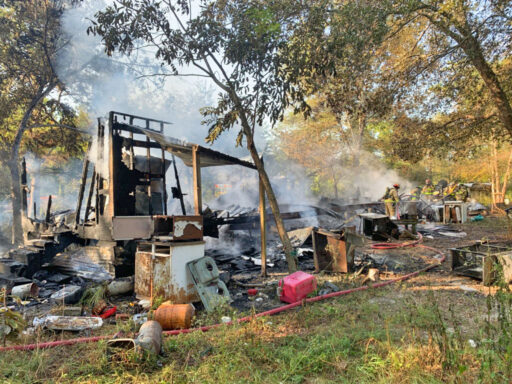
358 213 399 241
444 202 468 224
312 228 364 273
135 239 205 303
450 242 512 285
395 201 418 234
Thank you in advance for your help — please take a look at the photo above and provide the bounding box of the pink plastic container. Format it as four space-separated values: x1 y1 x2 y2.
278 271 317 303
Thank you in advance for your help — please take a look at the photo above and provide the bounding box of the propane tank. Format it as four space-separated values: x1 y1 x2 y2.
154 303 195 330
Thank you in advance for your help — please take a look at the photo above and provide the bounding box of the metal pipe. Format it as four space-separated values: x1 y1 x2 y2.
146 120 152 216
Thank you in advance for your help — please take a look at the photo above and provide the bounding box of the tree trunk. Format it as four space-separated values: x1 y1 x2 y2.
220 82 297 272
244 128 297 272
500 148 512 199
353 112 366 167
489 139 507 214
8 158 24 245
435 20 512 136
493 140 501 202
8 84 56 245
461 35 512 137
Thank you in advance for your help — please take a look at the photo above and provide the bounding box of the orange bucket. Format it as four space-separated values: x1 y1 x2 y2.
154 304 195 330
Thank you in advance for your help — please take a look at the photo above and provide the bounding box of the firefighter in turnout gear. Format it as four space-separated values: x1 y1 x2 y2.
444 181 457 200
382 184 400 218
410 187 421 201
455 183 469 202
421 179 435 201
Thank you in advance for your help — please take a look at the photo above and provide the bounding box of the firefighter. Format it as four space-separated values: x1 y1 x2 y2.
410 186 421 201
382 183 400 218
421 179 435 201
444 181 458 200
455 183 469 202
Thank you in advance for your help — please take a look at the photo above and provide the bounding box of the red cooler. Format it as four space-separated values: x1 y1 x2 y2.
278 271 317 303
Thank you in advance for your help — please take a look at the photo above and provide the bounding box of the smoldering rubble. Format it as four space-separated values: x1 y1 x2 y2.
0 111 506 346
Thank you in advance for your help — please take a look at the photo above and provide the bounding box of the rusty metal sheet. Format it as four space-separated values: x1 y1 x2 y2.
112 216 153 240
312 229 350 273
50 247 113 281
134 251 152 298
134 251 171 299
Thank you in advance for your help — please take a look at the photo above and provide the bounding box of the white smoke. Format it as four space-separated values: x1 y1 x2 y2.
56 0 274 215
57 1 413 222
58 0 262 152
23 154 83 218
337 152 415 202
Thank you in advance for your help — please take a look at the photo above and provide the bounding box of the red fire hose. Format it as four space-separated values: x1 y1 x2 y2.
0 237 444 352
371 232 423 250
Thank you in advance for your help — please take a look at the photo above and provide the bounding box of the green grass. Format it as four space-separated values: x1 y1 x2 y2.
2 281 511 383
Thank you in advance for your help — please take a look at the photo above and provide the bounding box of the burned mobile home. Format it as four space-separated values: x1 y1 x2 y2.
3 111 350 306
68 111 259 281
7 110 483 312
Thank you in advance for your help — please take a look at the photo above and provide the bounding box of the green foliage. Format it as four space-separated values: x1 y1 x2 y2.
0 0 88 243
80 284 108 309
89 0 336 146
1 283 510 383
0 288 26 344
0 1 88 161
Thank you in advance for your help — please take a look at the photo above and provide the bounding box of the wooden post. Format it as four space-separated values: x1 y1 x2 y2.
172 154 187 215
96 119 104 224
129 117 134 170
75 156 90 228
259 175 267 277
160 122 167 215
146 120 152 216
84 167 96 223
192 145 202 215
28 178 35 219
108 113 116 218
21 158 28 216
45 195 52 224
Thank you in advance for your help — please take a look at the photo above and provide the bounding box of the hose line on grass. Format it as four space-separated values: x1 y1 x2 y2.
0 237 444 352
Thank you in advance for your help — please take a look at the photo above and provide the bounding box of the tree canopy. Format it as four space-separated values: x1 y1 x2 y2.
0 0 88 243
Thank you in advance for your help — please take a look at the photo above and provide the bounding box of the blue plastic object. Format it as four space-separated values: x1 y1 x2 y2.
471 214 484 222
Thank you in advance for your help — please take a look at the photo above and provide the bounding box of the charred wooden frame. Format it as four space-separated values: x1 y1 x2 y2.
73 111 265 274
